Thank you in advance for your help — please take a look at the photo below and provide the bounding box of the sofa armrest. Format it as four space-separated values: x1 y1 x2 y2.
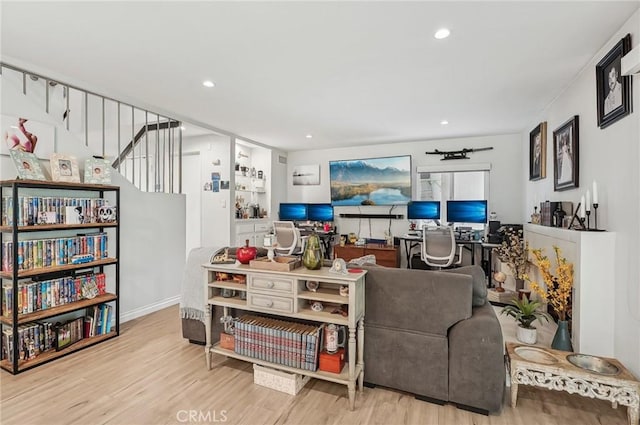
448 303 505 413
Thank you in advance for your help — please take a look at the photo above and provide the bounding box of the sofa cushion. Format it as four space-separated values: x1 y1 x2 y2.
442 265 487 307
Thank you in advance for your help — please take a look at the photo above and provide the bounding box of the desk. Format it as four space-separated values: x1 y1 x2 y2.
334 243 400 268
398 235 482 268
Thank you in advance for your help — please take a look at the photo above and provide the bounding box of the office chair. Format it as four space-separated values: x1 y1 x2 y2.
273 221 304 256
421 225 463 269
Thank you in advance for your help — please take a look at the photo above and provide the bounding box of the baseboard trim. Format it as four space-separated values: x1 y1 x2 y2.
121 295 181 323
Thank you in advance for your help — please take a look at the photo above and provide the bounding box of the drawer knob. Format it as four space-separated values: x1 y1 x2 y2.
266 300 274 307
267 281 274 288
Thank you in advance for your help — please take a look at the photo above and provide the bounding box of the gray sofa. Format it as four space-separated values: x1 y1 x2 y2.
362 264 504 414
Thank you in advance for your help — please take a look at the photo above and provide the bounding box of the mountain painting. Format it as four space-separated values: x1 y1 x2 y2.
329 155 411 206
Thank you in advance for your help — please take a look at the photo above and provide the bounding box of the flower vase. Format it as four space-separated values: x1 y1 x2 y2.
515 278 525 291
551 320 573 352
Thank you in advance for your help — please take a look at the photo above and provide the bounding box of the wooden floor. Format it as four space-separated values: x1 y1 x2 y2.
0 305 628 425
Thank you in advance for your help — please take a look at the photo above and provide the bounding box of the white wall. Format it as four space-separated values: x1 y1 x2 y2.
182 133 232 250
286 133 522 244
522 11 640 376
1 74 186 323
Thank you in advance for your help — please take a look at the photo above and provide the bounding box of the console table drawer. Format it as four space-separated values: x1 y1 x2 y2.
248 275 295 294
247 293 294 314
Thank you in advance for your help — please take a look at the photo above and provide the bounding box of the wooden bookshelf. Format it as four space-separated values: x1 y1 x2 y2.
0 332 117 373
0 258 118 279
0 222 118 233
0 293 117 325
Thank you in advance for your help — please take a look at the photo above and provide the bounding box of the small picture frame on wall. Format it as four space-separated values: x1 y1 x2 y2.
529 122 547 181
553 116 579 192
50 153 81 183
9 150 47 180
596 33 632 129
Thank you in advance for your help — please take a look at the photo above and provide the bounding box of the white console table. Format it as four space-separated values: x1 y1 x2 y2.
524 224 616 357
202 263 366 410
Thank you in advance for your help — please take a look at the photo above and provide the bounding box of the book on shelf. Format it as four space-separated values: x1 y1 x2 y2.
1 195 113 227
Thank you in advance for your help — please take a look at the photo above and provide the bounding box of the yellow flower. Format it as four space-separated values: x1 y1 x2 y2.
526 246 573 321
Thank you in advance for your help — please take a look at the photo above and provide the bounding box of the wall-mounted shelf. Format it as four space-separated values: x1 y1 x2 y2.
339 213 404 219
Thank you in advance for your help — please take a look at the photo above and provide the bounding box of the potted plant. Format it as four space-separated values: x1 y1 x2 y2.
501 295 551 344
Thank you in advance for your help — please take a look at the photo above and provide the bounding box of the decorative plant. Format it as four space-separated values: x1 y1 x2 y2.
501 295 551 329
494 228 530 280
525 246 574 322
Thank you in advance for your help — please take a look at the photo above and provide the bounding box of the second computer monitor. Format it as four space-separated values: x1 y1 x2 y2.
407 201 441 220
446 200 488 224
307 203 334 222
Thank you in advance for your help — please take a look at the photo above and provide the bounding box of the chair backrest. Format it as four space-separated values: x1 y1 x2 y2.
273 221 300 255
421 225 459 268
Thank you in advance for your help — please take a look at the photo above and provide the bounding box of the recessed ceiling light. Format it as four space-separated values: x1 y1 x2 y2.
434 28 450 40
202 80 215 88
440 120 449 125
306 134 313 139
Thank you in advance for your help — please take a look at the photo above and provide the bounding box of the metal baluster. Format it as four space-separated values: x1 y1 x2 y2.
145 111 149 192
117 102 121 172
179 124 183 193
162 119 166 193
22 72 26 95
156 115 160 192
45 79 50 113
102 97 106 157
131 108 135 187
65 85 70 131
85 92 89 146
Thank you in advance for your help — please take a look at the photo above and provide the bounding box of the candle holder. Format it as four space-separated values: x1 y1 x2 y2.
585 210 591 230
592 203 605 231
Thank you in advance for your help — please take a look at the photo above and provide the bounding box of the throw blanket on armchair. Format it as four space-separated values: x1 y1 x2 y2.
179 246 225 323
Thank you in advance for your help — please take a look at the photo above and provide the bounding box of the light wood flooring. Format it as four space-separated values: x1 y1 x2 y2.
0 305 628 425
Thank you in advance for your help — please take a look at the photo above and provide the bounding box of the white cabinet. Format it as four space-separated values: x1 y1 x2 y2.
234 220 271 247
203 263 366 410
524 224 616 357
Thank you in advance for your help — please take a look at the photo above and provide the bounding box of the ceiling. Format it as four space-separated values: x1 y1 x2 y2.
1 1 638 152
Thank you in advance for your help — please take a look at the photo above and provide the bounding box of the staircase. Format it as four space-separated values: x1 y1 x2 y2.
1 62 183 194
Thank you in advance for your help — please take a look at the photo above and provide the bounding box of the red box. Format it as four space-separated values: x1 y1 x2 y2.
220 333 235 351
319 348 345 374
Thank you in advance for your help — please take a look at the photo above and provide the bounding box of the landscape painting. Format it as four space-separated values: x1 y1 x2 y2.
329 155 411 206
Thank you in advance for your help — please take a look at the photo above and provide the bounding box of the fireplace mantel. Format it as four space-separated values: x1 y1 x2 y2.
524 224 616 357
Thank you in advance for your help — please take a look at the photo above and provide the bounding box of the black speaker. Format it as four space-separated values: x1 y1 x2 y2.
488 220 501 234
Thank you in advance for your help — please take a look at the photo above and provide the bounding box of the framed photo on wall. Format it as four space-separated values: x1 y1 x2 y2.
596 33 632 129
553 116 579 192
529 122 547 181
50 153 81 182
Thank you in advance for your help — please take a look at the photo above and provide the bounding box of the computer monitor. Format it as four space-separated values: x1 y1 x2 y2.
307 203 334 222
279 203 308 221
407 201 440 220
446 200 488 224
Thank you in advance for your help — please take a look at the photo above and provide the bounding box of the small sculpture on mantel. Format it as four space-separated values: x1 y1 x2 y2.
493 271 507 293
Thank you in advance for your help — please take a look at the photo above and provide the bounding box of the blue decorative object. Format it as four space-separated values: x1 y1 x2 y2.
551 320 573 352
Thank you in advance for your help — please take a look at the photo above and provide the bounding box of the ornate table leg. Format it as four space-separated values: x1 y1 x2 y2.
511 381 518 408
628 404 639 425
357 318 365 392
348 326 357 410
204 304 212 370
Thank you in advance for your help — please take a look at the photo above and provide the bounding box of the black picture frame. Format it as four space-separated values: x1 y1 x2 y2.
596 34 632 129
529 122 547 181
553 116 579 191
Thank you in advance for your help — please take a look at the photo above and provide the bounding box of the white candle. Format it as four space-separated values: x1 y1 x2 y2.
593 181 598 204
585 190 591 212
580 196 585 218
